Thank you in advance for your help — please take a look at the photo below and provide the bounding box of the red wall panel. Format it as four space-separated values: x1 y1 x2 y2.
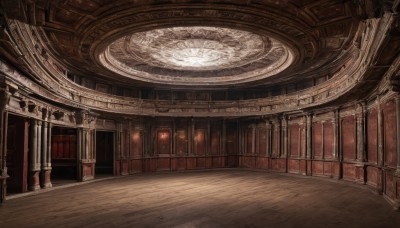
130 159 142 173
343 163 356 180
323 162 332 176
51 135 77 159
367 108 378 163
131 130 143 157
226 130 236 154
366 166 381 189
290 124 300 157
341 116 355 161
195 129 206 155
300 126 306 157
323 122 334 159
384 171 396 199
256 157 268 169
157 129 171 155
258 128 267 155
313 122 322 159
288 159 300 173
246 128 253 154
383 100 397 167
210 130 220 155
175 129 187 156
241 156 256 168
312 161 324 176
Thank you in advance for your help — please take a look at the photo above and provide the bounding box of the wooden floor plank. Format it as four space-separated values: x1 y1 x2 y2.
0 169 399 228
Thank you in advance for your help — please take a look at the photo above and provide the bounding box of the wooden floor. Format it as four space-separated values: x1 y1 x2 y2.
0 169 399 228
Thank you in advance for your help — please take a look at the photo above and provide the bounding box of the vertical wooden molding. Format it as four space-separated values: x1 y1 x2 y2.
333 110 339 160
395 96 400 174
322 121 325 160
377 96 384 167
266 119 271 157
306 114 313 160
282 115 288 158
222 119 226 155
252 125 256 155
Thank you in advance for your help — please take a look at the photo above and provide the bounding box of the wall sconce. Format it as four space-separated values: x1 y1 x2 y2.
159 131 168 140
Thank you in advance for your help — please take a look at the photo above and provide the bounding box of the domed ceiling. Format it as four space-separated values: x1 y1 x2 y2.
1 0 365 90
100 26 293 86
3 0 396 118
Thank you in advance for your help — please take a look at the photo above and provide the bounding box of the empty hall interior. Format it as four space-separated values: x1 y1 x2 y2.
1 0 400 227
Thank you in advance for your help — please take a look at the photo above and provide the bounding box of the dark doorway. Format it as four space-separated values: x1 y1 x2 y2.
6 114 29 193
95 131 114 176
51 127 78 180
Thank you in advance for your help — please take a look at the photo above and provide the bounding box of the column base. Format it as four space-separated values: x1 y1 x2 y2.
29 170 41 191
355 163 366 184
40 169 52 189
0 168 9 204
80 160 95 181
395 168 400 177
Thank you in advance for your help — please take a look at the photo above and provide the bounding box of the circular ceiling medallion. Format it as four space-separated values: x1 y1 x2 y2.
120 27 271 71
99 26 294 86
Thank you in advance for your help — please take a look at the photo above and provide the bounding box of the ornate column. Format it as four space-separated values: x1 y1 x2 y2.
76 111 96 181
29 119 41 190
40 118 52 188
0 87 10 203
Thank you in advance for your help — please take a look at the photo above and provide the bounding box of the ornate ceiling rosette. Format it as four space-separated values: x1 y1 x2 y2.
98 26 294 86
66 2 331 88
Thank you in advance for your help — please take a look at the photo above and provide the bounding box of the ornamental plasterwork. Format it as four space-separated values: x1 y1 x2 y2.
100 26 294 86
0 9 394 118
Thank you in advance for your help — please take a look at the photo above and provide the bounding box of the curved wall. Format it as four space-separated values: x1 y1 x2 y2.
0 1 400 210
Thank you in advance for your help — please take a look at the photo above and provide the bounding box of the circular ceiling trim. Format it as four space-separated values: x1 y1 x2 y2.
98 26 295 86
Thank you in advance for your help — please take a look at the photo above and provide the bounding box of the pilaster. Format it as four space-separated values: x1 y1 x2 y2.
266 120 271 157
0 87 10 203
306 113 313 175
356 102 367 184
281 115 288 158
